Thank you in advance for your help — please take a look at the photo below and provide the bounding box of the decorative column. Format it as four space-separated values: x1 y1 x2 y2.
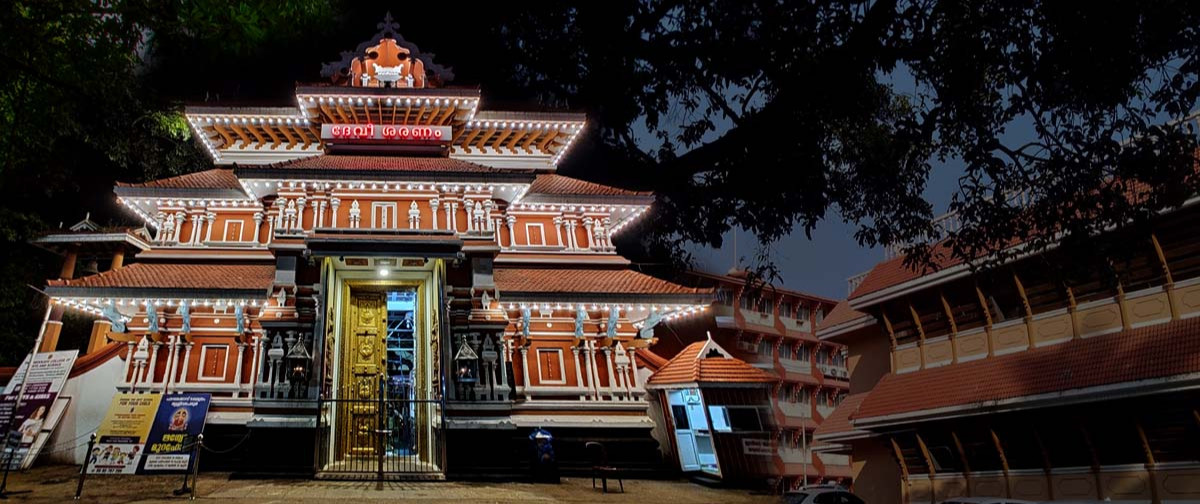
203 212 217 243
273 198 287 230
249 334 263 397
519 346 531 400
123 341 136 386
463 199 476 232
173 211 186 243
450 202 459 232
505 215 517 249
603 345 618 400
162 335 179 392
429 197 440 229
330 197 341 229
601 217 614 250
585 340 600 400
252 212 264 244
484 200 495 231
155 212 166 242
627 346 641 391
553 216 565 248
295 196 307 231
443 202 454 232
493 218 504 246
232 342 246 398
178 343 194 387
572 346 586 400
145 340 161 386
566 219 579 250
583 217 596 250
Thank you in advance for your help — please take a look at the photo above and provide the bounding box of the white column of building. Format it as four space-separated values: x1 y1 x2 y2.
204 212 217 243
566 219 579 250
585 340 600 400
123 341 136 386
232 342 246 398
178 343 193 387
252 212 264 244
627 346 641 392
429 197 440 229
155 212 166 242
603 346 619 400
519 346 532 401
485 200 495 231
273 198 287 230
296 196 307 231
572 346 585 400
330 197 341 229
173 211 186 243
248 334 262 397
162 335 179 392
583 217 596 250
505 215 517 249
145 341 161 386
493 218 504 246
553 216 565 249
443 202 454 232
450 202 459 232
463 199 476 232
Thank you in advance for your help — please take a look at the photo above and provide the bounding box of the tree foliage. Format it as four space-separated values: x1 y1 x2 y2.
499 0 1200 284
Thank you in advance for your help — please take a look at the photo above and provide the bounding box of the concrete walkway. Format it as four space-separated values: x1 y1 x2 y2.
1 464 776 503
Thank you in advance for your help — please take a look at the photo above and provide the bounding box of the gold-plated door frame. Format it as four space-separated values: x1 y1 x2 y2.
325 267 440 468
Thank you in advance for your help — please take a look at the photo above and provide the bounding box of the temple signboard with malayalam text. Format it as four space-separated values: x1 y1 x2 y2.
321 124 451 143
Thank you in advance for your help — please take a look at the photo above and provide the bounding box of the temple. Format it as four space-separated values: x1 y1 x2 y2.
35 18 716 479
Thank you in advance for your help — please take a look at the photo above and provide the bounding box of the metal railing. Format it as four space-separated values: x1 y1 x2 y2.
315 379 444 480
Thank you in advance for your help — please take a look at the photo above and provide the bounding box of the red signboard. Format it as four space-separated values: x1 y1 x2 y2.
321 124 450 142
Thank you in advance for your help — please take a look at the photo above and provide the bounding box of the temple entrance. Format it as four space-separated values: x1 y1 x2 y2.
316 268 444 480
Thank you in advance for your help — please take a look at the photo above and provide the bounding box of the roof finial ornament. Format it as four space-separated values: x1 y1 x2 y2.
378 11 400 36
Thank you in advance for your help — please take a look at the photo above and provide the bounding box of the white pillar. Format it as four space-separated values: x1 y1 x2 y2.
178 343 193 386
603 346 618 400
519 346 531 400
232 342 246 398
252 212 264 244
583 217 596 250
296 196 307 231
585 341 600 400
553 216 565 248
162 335 178 393
123 341 136 385
430 197 440 229
145 341 161 385
505 215 517 249
330 197 341 229
443 202 454 232
572 346 585 400
249 334 262 397
463 199 476 232
451 202 459 232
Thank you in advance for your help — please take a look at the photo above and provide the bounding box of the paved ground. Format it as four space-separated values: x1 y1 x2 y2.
0 464 777 503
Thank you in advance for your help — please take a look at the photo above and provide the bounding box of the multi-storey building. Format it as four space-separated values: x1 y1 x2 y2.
650 270 850 491
32 20 714 479
816 197 1200 502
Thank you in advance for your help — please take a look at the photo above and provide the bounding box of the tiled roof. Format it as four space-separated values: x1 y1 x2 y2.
816 301 872 332
687 270 839 305
635 349 670 371
813 392 869 439
848 241 958 300
854 317 1200 423
528 174 650 197
116 169 243 190
273 154 502 173
494 267 708 297
647 340 777 386
46 263 275 295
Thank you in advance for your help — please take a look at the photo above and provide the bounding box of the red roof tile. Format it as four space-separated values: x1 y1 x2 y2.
854 317 1200 423
635 349 670 371
813 392 869 439
273 154 502 172
494 267 707 297
647 340 778 386
528 174 650 197
847 241 959 300
816 301 872 332
116 169 242 190
47 263 275 294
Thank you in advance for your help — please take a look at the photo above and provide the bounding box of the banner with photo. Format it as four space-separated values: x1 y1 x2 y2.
138 393 210 473
87 392 211 475
0 350 78 469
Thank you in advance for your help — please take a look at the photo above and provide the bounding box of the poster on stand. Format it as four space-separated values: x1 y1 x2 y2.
0 350 78 469
87 392 211 475
138 393 210 473
88 393 160 474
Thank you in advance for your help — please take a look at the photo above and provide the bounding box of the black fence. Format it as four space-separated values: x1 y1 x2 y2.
315 381 444 480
